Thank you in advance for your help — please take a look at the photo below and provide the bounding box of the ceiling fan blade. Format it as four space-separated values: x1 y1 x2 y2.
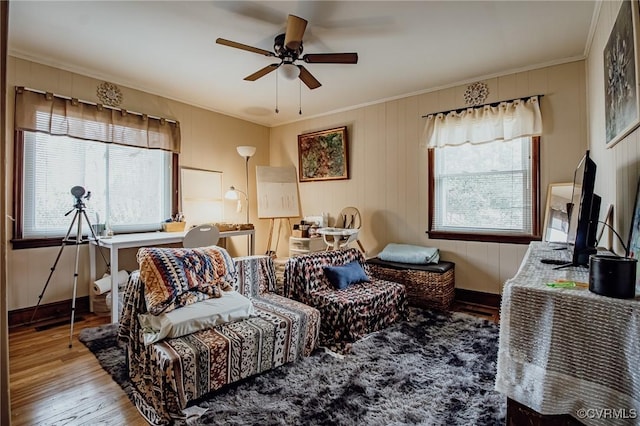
216 38 275 57
244 64 280 81
297 65 322 90
302 53 358 64
284 14 308 51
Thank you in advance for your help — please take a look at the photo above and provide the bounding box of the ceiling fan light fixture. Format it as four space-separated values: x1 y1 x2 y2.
218 13 358 92
281 63 300 80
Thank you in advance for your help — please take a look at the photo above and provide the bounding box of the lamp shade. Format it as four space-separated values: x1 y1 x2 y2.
281 63 300 80
236 146 256 158
225 186 239 200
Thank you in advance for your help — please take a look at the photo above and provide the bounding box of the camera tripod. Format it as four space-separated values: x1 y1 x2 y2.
31 186 109 348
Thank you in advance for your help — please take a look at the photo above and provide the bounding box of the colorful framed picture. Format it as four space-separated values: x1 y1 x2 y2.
298 126 349 182
604 0 640 148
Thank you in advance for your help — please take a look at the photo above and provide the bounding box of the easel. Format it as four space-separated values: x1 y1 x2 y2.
255 166 300 257
265 217 292 257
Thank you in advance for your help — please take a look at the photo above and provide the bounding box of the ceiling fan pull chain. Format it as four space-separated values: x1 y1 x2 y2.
275 70 279 114
299 80 302 115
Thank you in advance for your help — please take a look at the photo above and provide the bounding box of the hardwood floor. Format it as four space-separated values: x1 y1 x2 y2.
8 302 500 425
9 314 146 426
451 300 501 323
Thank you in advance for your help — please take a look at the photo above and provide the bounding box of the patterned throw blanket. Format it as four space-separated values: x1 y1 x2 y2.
118 255 321 425
284 248 408 349
138 246 236 315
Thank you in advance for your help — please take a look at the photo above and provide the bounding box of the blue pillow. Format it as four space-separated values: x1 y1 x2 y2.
323 260 370 290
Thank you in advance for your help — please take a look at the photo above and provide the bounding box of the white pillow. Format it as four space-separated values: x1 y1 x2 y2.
138 290 255 345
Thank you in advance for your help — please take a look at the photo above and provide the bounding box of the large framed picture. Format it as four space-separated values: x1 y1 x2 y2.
298 126 349 182
604 0 640 148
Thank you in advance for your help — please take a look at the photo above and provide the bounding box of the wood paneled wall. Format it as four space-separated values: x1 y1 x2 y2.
4 59 595 299
586 0 640 256
271 61 588 294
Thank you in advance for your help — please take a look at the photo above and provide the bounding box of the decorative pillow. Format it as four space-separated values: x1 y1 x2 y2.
378 243 440 264
324 260 370 290
138 246 236 315
138 290 255 345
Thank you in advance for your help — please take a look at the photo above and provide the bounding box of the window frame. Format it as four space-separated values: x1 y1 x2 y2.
11 130 180 249
427 136 541 244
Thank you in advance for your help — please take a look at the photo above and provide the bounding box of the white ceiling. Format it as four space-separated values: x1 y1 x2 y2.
8 1 598 127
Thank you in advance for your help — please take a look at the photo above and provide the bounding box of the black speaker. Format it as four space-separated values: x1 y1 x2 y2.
588 255 637 299
587 194 601 247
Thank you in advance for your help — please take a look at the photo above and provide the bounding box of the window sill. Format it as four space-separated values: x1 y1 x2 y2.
427 230 541 244
11 229 165 249
11 237 84 250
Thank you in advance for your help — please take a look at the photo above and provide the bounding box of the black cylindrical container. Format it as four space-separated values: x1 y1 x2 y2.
588 255 637 299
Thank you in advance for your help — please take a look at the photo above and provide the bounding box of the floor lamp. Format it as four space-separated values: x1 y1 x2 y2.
226 145 256 254
236 145 256 224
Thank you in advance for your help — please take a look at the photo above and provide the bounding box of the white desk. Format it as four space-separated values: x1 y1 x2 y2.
89 229 255 322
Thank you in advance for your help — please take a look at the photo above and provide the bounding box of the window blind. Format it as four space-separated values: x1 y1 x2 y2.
433 138 533 235
22 131 171 238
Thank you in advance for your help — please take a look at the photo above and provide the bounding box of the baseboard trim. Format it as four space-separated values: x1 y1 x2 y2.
454 289 501 308
11 292 498 326
8 296 90 328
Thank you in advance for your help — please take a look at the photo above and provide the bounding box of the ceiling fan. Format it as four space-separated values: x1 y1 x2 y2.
216 14 358 90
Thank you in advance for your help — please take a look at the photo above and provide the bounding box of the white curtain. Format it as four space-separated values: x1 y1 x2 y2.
423 95 542 148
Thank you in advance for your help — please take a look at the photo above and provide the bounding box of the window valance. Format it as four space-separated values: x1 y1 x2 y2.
14 87 181 153
422 95 542 148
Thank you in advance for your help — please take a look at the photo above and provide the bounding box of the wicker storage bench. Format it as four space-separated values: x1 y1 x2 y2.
366 257 455 310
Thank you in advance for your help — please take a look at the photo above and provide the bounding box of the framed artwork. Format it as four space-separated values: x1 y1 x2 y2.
627 177 640 292
298 126 349 182
604 0 640 148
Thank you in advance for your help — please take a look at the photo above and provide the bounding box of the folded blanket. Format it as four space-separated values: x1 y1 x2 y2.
378 243 440 264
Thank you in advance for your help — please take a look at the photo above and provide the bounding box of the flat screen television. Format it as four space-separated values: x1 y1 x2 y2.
565 150 600 267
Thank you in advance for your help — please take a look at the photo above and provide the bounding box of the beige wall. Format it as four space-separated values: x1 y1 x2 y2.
270 61 588 294
4 57 593 308
586 0 640 252
5 57 270 310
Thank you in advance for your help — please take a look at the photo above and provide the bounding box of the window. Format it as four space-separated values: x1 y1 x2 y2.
423 95 542 243
12 87 181 249
15 131 175 245
428 136 540 243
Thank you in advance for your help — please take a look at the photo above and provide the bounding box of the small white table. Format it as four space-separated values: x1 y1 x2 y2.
316 227 359 250
89 229 255 322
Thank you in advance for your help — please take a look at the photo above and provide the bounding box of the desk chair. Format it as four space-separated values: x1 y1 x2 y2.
183 224 220 248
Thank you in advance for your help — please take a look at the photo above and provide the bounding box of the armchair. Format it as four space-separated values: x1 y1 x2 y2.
284 248 407 348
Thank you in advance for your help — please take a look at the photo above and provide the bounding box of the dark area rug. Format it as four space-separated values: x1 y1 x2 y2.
79 308 506 425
